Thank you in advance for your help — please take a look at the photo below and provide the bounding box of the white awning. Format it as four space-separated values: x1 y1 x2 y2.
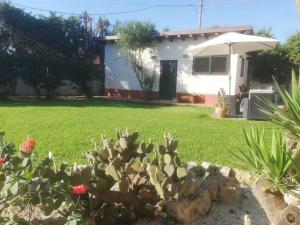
186 32 279 56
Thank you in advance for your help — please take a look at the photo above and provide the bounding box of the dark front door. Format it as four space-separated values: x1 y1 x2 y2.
159 60 177 100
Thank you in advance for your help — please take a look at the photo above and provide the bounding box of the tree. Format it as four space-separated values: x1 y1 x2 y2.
163 27 171 32
67 57 98 97
255 27 274 38
0 54 18 98
111 20 122 35
0 3 86 55
19 54 66 98
285 32 300 66
95 17 110 38
0 3 104 98
117 21 157 99
251 28 293 85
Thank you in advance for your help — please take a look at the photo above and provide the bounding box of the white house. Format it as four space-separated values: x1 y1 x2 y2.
104 25 253 107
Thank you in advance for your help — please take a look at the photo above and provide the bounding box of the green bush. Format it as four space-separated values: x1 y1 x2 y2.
117 21 157 99
19 54 67 98
262 70 300 140
0 54 18 99
0 53 99 98
229 128 299 190
230 71 300 195
66 57 98 97
0 3 104 98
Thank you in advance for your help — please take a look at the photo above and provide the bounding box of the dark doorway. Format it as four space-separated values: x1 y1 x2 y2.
159 60 177 100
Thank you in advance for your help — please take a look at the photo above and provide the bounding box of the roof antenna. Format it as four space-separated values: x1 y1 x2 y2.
198 0 204 29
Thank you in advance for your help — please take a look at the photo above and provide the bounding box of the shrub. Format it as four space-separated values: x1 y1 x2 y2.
2 53 99 98
19 54 67 98
251 44 293 84
0 130 195 225
66 57 98 97
262 70 300 140
0 54 17 99
229 128 299 190
0 132 73 224
230 71 300 195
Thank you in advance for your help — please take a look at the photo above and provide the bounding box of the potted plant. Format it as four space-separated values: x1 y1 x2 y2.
214 93 228 118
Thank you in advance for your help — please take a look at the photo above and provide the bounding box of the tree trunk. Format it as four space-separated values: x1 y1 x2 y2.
252 178 300 225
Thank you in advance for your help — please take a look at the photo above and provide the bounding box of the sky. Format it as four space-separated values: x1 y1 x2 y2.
8 0 300 43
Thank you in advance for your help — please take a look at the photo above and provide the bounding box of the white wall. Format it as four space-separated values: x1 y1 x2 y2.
105 37 244 96
14 79 103 96
105 45 142 91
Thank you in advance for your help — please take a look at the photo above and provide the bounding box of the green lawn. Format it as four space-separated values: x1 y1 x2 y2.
0 99 274 167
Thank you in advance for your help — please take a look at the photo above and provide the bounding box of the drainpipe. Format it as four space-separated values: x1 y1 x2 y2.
228 43 233 115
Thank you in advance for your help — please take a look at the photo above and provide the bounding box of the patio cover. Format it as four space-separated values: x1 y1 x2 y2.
186 32 279 114
186 32 279 56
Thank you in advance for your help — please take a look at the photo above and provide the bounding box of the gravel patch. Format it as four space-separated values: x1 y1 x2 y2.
134 186 269 225
135 169 269 225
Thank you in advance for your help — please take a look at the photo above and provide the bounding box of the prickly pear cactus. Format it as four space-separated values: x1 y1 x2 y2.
146 133 191 199
0 129 196 225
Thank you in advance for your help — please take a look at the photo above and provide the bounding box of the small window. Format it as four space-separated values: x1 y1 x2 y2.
193 57 209 73
211 56 227 73
193 55 228 74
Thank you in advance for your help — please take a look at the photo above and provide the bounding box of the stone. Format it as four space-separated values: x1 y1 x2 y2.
234 169 252 185
187 162 206 178
198 169 239 204
219 166 236 178
201 161 212 169
165 190 211 224
219 187 237 204
201 161 217 176
244 214 252 225
199 178 219 201
187 161 198 171
178 179 201 197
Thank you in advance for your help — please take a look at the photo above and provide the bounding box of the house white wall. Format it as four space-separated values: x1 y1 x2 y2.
105 36 246 99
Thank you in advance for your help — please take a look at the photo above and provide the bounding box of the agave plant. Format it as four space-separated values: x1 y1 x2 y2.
261 70 300 140
229 127 300 189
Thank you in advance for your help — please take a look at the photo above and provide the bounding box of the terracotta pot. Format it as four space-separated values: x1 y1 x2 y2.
179 95 194 103
193 95 204 104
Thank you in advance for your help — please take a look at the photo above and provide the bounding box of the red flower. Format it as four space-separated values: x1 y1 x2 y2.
21 139 36 154
0 158 5 167
72 184 88 195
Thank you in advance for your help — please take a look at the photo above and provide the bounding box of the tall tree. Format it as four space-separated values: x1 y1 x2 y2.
255 27 274 38
0 3 86 55
251 28 293 85
95 17 110 38
117 21 157 99
0 3 103 98
285 32 300 65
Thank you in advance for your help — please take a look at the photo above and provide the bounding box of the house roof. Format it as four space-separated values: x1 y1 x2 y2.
104 25 253 42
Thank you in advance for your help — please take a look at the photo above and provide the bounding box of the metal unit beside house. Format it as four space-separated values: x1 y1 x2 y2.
104 25 253 107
